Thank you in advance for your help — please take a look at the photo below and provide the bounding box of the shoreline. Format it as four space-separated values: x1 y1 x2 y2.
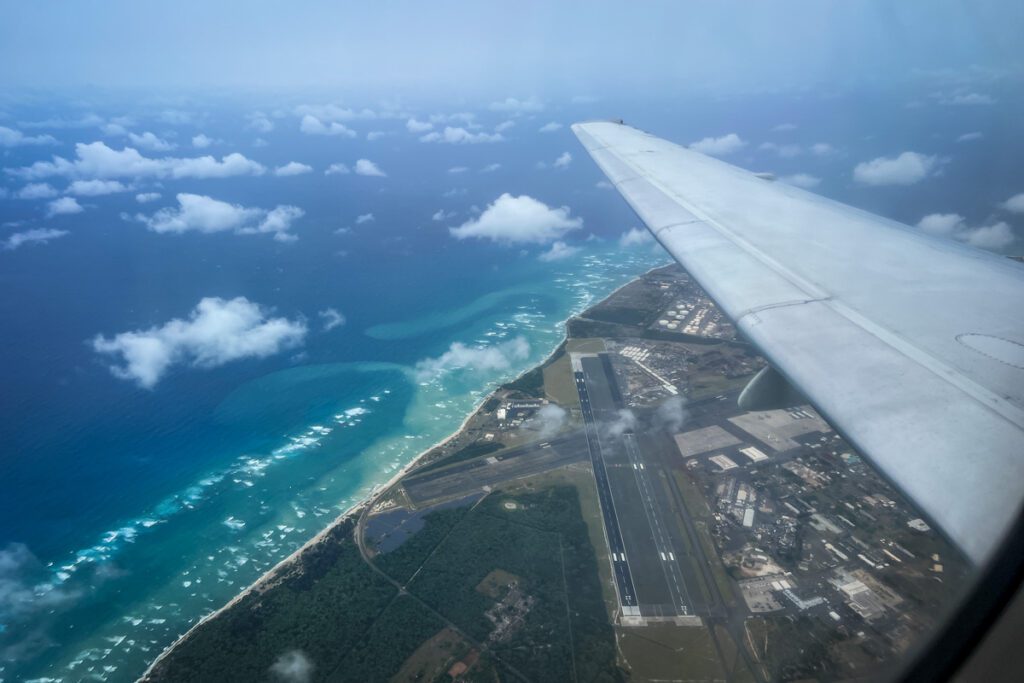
139 259 671 680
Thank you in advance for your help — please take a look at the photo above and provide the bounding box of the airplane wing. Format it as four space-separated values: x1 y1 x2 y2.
573 120 1024 564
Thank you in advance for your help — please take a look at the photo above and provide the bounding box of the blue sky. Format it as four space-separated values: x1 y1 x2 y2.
1 1 1022 95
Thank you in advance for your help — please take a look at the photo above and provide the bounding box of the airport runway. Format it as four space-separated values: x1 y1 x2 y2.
402 432 589 506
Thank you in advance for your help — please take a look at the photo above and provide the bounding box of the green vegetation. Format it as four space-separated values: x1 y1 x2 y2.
145 520 398 682
502 365 545 397
405 486 622 682
617 624 725 682
375 505 472 584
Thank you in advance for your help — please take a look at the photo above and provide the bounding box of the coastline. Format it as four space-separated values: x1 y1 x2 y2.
139 260 671 680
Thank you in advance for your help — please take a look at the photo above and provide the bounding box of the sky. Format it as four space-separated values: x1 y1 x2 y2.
1 1 1022 96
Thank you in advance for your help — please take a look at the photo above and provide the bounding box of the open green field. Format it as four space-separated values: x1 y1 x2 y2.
618 622 726 682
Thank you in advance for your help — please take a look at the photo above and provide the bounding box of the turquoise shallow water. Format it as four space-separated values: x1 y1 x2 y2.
9 245 667 682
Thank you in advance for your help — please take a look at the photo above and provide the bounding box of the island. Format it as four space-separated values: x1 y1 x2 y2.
141 264 966 683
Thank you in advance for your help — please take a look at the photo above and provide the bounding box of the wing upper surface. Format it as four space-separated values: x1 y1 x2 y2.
573 121 1024 564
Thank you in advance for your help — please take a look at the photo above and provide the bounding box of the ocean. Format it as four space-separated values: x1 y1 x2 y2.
1 88 1020 681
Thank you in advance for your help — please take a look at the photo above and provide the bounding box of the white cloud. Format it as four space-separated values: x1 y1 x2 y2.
810 143 835 156
602 409 637 439
420 126 503 144
553 152 572 169
522 404 567 439
596 180 613 190
270 650 314 683
538 240 580 261
690 133 746 156
450 193 582 244
0 126 57 147
134 193 303 242
3 228 68 251
772 123 798 132
92 296 307 389
128 131 175 151
480 163 501 173
942 92 996 106
779 173 821 189
1000 193 1024 214
429 112 476 125
15 182 59 200
325 163 350 175
916 213 1015 250
406 118 433 133
432 209 456 222
853 152 940 186
9 142 265 181
274 161 313 177
192 133 215 149
68 179 129 196
246 114 274 133
366 131 386 141
299 115 356 138
489 96 544 113
539 122 563 133
355 213 374 224
495 120 515 133
415 336 530 381
759 142 801 158
619 227 653 247
448 166 468 174
354 159 386 177
318 308 346 331
957 131 984 143
443 187 467 198
47 196 84 217
135 192 161 203
653 396 689 433
294 104 378 122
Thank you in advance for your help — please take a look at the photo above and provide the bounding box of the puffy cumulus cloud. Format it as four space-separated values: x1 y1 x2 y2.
494 120 515 133
325 163 350 175
489 96 544 113
47 196 84 217
270 650 314 683
0 125 57 147
9 142 265 181
853 152 941 186
779 173 821 189
480 163 501 173
355 213 374 224
539 122 563 133
957 131 984 143
1001 193 1024 214
68 179 129 196
538 240 580 262
246 113 274 133
3 228 68 251
92 296 308 389
299 115 356 137
318 308 346 331
690 133 745 156
192 133 216 149
274 161 313 177
354 159 386 177
415 336 530 381
134 193 303 242
127 131 175 151
449 193 582 245
135 192 161 203
294 104 378 122
916 213 1015 250
522 404 568 439
553 152 572 169
15 182 59 199
406 118 433 133
759 142 801 158
432 209 456 222
602 409 637 439
619 227 653 247
420 126 503 144
653 396 689 433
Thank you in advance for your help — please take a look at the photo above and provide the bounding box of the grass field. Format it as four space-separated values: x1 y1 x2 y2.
617 622 726 682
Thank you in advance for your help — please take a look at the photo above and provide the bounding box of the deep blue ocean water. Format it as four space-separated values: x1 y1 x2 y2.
0 88 1020 681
